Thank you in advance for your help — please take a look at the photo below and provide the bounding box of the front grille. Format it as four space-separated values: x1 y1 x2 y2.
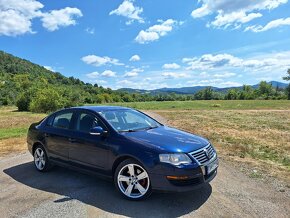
189 143 216 165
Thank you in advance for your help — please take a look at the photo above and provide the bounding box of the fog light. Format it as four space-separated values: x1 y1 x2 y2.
166 175 189 180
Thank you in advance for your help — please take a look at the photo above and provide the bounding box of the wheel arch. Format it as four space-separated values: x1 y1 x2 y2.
32 141 45 154
112 155 144 176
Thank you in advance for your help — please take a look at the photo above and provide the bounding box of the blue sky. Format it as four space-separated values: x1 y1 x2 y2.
1 0 290 90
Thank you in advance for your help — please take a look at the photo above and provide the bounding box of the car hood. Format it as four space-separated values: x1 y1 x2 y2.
122 126 209 153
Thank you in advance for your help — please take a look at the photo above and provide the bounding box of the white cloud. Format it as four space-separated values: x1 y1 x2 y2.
135 19 180 44
162 63 181 70
109 0 144 25
101 70 117 77
86 71 99 79
124 68 143 77
213 72 236 78
183 54 242 70
81 55 123 67
41 7 82 31
44 66 55 72
162 72 189 79
245 17 290 32
0 0 43 36
86 70 117 78
0 0 82 36
85 27 95 34
191 0 288 29
129 54 140 61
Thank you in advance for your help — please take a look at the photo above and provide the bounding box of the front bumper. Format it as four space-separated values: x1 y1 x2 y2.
149 157 218 192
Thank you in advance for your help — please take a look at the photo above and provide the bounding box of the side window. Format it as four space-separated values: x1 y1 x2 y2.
76 112 100 133
52 112 73 129
46 115 55 127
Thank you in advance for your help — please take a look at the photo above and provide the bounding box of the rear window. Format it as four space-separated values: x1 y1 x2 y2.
52 112 73 129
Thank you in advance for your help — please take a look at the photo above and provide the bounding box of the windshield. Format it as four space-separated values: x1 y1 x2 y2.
99 109 161 132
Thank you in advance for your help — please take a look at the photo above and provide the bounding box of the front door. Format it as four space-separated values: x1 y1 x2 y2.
68 111 109 169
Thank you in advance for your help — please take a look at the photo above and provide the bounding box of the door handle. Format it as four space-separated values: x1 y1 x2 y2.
68 138 77 143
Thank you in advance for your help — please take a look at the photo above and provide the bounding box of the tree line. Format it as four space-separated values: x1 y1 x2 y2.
0 51 289 113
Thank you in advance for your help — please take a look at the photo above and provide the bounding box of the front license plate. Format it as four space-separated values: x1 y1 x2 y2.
206 158 218 175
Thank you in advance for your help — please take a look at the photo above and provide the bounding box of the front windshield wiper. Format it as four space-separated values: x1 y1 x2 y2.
119 126 159 133
119 129 137 132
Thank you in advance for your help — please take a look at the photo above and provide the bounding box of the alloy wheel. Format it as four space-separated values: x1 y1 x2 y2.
34 148 46 170
117 163 150 199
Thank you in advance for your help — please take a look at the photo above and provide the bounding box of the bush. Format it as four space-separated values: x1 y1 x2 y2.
16 93 31 111
29 89 62 113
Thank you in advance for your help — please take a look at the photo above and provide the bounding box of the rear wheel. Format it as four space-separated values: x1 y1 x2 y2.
114 159 152 200
33 145 51 172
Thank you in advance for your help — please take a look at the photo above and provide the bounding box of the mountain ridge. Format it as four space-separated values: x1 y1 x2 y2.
117 81 288 95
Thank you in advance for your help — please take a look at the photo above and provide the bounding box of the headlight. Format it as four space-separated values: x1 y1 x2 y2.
159 153 192 165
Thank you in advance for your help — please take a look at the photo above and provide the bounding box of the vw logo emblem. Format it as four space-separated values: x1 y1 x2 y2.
204 148 210 159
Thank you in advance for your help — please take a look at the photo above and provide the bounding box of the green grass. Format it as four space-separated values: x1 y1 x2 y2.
0 106 45 140
0 127 28 140
97 100 290 110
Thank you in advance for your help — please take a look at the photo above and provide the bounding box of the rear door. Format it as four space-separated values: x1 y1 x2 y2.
44 110 75 161
68 110 109 169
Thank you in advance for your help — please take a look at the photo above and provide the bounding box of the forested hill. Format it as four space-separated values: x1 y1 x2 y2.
0 50 137 111
0 51 288 113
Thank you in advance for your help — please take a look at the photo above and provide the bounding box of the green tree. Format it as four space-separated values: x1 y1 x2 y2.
29 89 63 113
283 69 290 100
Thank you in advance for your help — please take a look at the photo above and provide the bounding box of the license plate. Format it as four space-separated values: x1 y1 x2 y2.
206 158 218 175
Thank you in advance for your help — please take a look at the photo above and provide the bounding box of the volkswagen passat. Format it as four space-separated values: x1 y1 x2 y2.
27 106 218 200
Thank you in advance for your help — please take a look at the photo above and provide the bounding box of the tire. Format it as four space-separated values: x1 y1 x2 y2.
114 159 152 200
33 145 52 172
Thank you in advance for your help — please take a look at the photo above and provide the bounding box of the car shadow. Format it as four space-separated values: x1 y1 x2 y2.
4 162 212 218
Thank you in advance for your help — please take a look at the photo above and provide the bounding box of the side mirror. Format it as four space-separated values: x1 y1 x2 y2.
89 126 107 136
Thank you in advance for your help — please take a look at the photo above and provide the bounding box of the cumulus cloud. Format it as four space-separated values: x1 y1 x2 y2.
191 0 288 29
109 0 144 25
162 72 189 79
162 63 181 70
0 0 43 36
245 17 290 32
101 70 116 77
0 0 82 36
41 7 82 31
129 54 140 61
86 70 117 79
183 51 290 82
124 68 143 77
183 54 242 70
81 55 123 67
135 19 181 44
86 71 99 79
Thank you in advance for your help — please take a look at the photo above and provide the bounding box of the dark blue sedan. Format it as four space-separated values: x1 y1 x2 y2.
27 106 218 200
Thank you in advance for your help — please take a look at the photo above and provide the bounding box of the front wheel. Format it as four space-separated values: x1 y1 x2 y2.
114 159 152 200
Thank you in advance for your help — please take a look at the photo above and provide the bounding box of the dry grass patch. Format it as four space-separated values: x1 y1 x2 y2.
0 137 27 156
155 110 290 181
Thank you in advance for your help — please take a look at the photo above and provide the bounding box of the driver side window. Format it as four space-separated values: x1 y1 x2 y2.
76 112 100 133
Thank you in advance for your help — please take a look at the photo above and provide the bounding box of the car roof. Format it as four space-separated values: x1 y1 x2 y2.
71 105 131 112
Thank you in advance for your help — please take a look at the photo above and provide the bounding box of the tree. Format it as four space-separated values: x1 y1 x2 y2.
29 89 63 113
283 69 290 100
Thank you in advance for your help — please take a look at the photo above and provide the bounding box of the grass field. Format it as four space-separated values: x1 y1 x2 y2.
99 100 290 110
0 101 289 181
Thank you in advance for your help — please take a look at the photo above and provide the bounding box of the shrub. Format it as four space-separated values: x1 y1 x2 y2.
16 93 31 111
29 89 62 113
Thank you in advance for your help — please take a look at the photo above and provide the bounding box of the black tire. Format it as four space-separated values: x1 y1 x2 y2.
33 145 52 172
114 159 152 200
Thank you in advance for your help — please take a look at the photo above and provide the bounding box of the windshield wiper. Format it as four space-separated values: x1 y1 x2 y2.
119 129 137 132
